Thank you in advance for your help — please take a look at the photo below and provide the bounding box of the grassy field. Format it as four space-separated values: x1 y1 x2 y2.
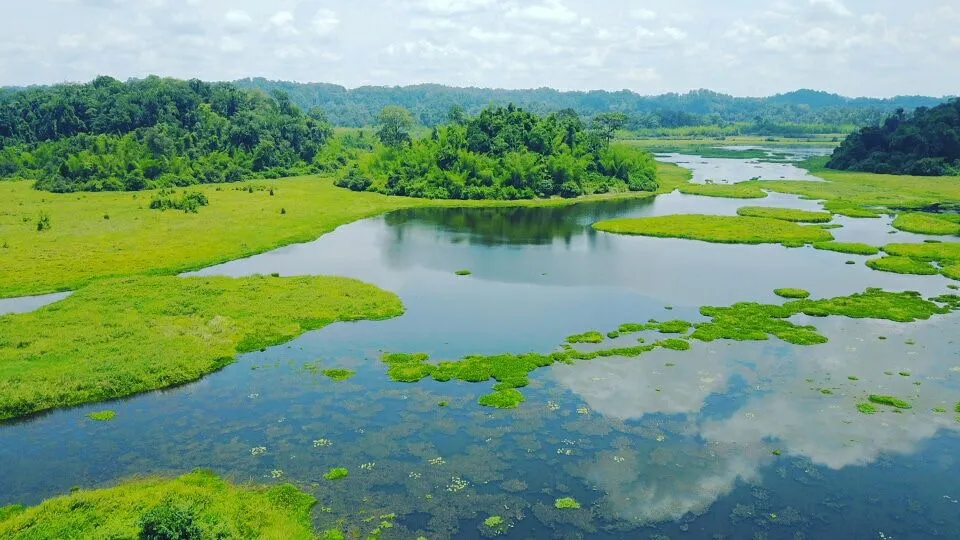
737 206 833 223
0 470 317 539
0 275 403 420
1 161 688 299
592 214 834 246
892 213 960 235
676 183 768 199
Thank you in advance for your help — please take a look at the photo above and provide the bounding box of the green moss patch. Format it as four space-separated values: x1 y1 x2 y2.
566 331 604 344
857 402 877 414
812 242 880 256
593 214 833 245
554 497 581 509
657 338 691 351
677 183 768 199
880 242 960 280
868 395 913 409
323 468 349 481
774 288 811 299
478 388 526 409
737 206 833 223
321 369 356 382
86 410 117 422
823 200 882 218
0 470 316 539
892 213 960 235
866 256 939 276
0 275 403 421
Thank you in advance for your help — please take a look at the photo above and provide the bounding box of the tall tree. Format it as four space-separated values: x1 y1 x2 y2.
375 106 415 148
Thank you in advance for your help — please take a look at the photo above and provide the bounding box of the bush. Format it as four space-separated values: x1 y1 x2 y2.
334 166 373 192
149 191 209 213
139 501 203 540
36 213 51 232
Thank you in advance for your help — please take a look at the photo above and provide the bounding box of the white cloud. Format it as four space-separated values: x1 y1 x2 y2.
311 9 339 36
662 26 687 40
630 8 657 21
506 0 578 24
220 36 243 53
810 0 852 17
223 9 252 32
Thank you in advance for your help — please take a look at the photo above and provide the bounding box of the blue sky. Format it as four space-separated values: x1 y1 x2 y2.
2 0 958 96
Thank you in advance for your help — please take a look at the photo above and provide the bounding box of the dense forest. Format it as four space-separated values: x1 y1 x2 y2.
234 79 948 133
827 99 960 176
0 76 346 192
337 105 657 200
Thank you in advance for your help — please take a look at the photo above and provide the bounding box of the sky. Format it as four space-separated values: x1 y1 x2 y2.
2 0 958 97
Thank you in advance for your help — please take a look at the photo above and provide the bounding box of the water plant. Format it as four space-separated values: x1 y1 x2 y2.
323 468 349 481
87 410 117 422
593 214 833 245
478 388 526 409
566 331 604 344
676 183 768 199
483 516 505 528
866 256 939 276
737 206 833 223
857 402 877 414
454 269 472 276
892 213 960 235
554 497 581 509
657 338 691 351
868 395 912 409
774 288 811 299
322 369 356 382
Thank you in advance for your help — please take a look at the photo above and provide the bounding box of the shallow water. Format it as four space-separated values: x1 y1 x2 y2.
656 149 827 184
2 153 959 539
0 291 71 316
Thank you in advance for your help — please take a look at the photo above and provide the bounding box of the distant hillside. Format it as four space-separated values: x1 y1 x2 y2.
232 78 948 130
827 99 960 176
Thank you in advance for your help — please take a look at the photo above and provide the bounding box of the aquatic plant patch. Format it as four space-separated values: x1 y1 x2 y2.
0 275 403 420
322 369 356 382
593 214 834 246
0 469 317 539
812 242 880 256
892 213 960 235
676 183 768 199
866 256 940 276
736 206 833 223
774 288 811 299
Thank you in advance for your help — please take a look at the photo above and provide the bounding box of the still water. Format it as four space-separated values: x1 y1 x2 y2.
2 153 959 539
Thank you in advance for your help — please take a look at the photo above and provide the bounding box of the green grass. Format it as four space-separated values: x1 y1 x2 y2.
566 331 604 344
866 256 939 276
822 200 883 218
454 269 472 276
857 402 877 414
323 468 349 481
0 275 403 420
892 213 960 235
868 395 913 409
774 288 811 299
554 497 581 510
483 516 505 528
477 388 526 409
655 320 693 334
593 214 834 246
0 469 316 539
0 167 685 299
737 206 833 223
812 242 880 256
657 338 691 351
321 369 356 382
676 183 768 199
86 410 116 422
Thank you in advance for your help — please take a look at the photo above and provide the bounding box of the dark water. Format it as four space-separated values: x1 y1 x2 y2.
2 156 959 539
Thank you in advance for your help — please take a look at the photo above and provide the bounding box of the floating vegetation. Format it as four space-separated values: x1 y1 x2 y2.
478 388 526 409
483 515 505 530
437 401 448 407
848 376 859 381
359 462 376 471
677 183 768 199
321 368 356 382
312 439 332 448
656 320 693 334
737 206 833 223
606 331 620 339
892 213 960 236
86 410 116 422
554 497 581 509
812 242 880 256
323 468 349 481
899 371 911 377
270 469 283 479
593 214 834 246
454 269 472 276
880 242 960 280
867 256 939 276
657 338 691 351
250 447 267 456
566 331 604 344
429 457 445 466
868 395 913 410
447 476 469 493
857 403 877 414
956 402 960 414
774 288 811 299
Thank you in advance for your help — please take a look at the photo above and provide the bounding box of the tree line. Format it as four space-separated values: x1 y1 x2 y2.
233 79 947 133
827 99 960 176
0 76 344 192
336 104 658 200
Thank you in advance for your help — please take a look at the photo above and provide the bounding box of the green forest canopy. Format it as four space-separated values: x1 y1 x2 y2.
0 76 354 192
233 79 949 132
827 99 960 176
336 104 658 200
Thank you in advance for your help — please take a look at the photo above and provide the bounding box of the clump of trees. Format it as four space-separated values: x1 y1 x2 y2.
149 190 209 213
337 105 658 200
0 76 339 192
827 99 960 176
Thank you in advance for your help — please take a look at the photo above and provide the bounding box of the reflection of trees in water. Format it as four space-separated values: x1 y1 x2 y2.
384 198 655 247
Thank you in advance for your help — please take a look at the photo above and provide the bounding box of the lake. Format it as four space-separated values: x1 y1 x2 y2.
2 151 958 539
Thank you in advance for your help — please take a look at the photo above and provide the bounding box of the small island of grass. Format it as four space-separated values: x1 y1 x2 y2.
322 369 356 382
868 395 913 409
677 183 768 199
566 331 604 344
86 410 117 422
554 497 581 509
866 256 939 276
592 214 833 246
323 468 349 481
812 242 880 256
454 269 472 276
737 206 833 223
478 388 526 409
892 213 960 235
0 470 317 539
774 288 811 299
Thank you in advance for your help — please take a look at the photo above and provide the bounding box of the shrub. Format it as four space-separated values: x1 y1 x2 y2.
139 501 203 540
36 213 51 231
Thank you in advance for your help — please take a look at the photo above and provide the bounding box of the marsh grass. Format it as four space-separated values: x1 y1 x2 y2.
868 395 913 409
677 184 768 199
0 470 316 539
86 410 116 422
812 242 880 256
566 331 604 344
554 498 581 510
737 206 833 223
892 213 960 235
323 468 349 481
774 288 811 299
454 269 472 276
866 256 939 276
322 369 356 382
0 275 403 420
593 214 833 245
